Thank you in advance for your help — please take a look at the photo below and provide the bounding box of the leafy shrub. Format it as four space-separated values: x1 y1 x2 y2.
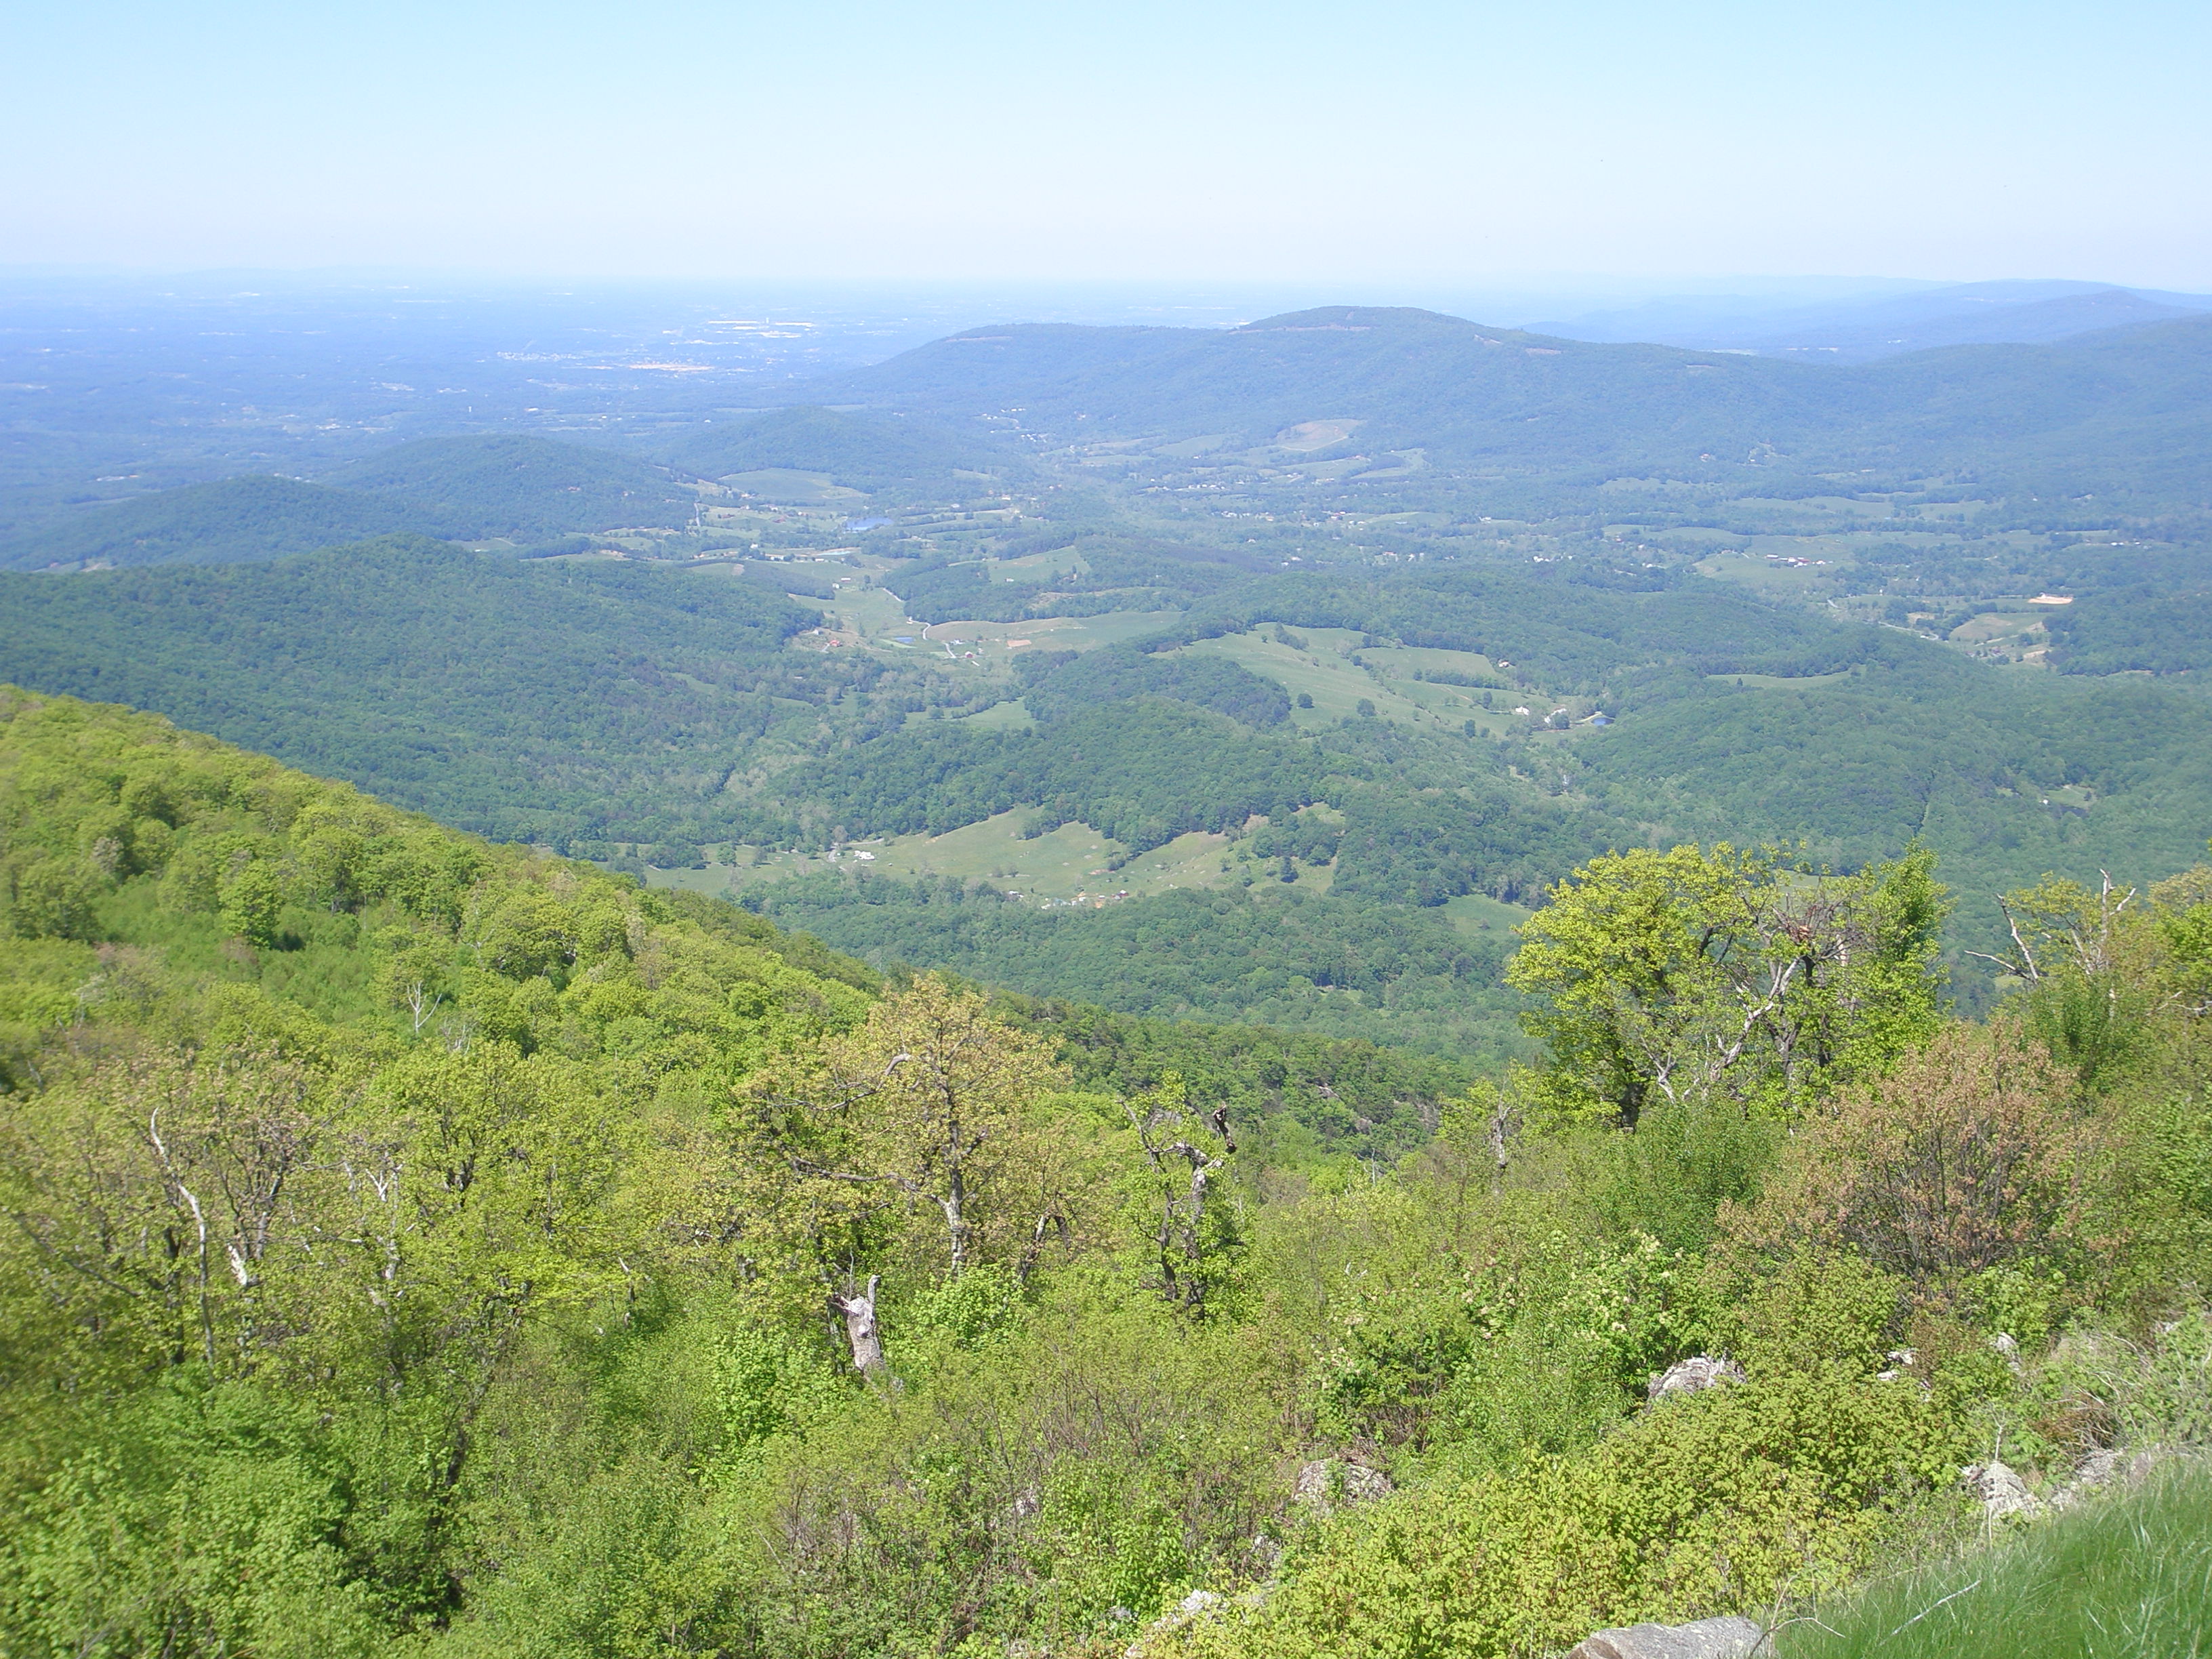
1727 1023 2099 1291
1181 1372 1967 1659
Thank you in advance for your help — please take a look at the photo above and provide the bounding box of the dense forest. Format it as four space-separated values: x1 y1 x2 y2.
3 691 2209 1658
5 535 2207 1027
742 874 1528 1063
0 436 698 573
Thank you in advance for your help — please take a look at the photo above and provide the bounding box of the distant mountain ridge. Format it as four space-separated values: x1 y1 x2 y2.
804 304 2212 508
1532 278 2212 361
0 433 696 571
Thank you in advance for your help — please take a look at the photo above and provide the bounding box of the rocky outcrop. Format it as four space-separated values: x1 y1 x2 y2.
1646 1356 1744 1401
2050 1444 2176 1509
1564 1615 1765 1658
1961 1458 2040 1519
1122 1587 1277 1659
1292 1458 1393 1511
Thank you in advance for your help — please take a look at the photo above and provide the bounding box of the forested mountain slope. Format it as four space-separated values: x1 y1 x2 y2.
0 539 832 846
0 475 438 571
321 432 699 537
668 405 1031 499
3 538 2207 1042
3 690 2207 1659
0 435 699 573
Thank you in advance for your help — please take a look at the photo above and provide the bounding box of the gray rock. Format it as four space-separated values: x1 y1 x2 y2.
1292 1458 1393 1510
1565 1614 1765 1658
2051 1446 2121 1509
1647 1356 1746 1401
1123 1590 1226 1658
1961 1458 2041 1519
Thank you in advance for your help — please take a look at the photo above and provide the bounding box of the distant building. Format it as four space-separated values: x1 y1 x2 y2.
2028 594 2075 605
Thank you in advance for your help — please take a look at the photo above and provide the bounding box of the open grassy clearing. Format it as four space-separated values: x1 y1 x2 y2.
953 697 1036 729
1950 610 2051 642
1177 628 1543 736
855 607 1187 670
645 807 1347 907
1695 549 1846 596
1732 493 1905 520
1270 419 1364 451
1149 433 1234 457
798 582 909 650
1441 890 1534 939
715 467 868 504
991 548 1087 581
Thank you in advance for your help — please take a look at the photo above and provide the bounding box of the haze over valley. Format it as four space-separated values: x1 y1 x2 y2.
5 3 2212 1654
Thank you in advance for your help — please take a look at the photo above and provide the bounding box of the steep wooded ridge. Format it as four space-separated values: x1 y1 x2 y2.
3 692 2209 1658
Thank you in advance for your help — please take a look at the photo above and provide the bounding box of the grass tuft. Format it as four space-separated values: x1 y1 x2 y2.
1780 1461 2212 1659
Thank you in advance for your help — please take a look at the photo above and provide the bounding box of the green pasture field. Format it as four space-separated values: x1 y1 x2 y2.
715 468 868 504
1731 493 1904 520
950 697 1036 729
652 808 1287 907
991 548 1088 582
1010 609 1184 649
1355 643 1509 683
1949 609 2050 644
1694 549 1844 596
1178 628 1541 737
1441 890 1535 939
808 582 909 642
853 608 1185 674
1267 418 1364 451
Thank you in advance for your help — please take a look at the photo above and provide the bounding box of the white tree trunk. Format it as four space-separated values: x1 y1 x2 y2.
832 1275 888 1376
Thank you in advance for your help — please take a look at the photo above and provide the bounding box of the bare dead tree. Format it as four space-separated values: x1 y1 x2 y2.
402 979 444 1035
830 1275 889 1376
1128 1095 1235 1315
1965 871 2135 984
144 1107 214 1366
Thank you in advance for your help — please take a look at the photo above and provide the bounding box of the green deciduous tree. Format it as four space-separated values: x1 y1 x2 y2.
737 977 1073 1367
1507 842 1948 1127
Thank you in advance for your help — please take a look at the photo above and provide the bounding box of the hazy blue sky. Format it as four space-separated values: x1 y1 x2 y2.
5 0 2209 285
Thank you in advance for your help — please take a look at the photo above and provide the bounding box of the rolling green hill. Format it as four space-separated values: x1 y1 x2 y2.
0 537 834 848
0 434 702 573
663 405 1027 500
812 305 2212 513
321 432 698 537
0 474 436 571
2045 583 2212 674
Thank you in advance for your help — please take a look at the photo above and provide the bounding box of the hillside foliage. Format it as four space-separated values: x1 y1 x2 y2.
1 694 2208 1658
